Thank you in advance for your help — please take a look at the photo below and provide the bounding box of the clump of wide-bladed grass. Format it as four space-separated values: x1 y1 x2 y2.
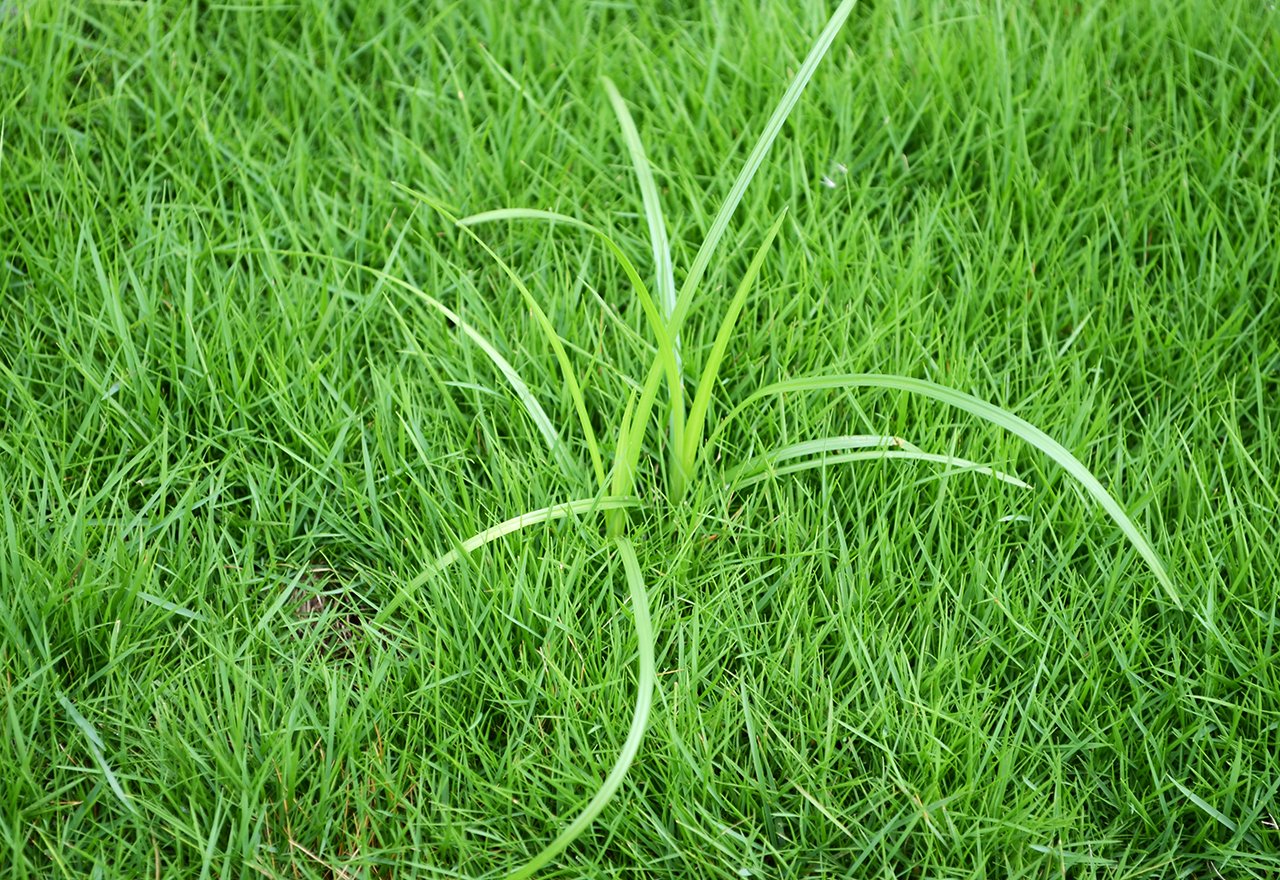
400 0 1182 875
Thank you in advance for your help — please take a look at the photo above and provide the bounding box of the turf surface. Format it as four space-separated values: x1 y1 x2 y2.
2 1 1279 877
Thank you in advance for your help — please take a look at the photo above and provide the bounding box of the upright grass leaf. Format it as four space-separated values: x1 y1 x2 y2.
600 78 678 330
716 373 1182 609
609 391 640 535
667 0 859 342
681 209 787 485
601 77 689 499
458 208 683 418
622 0 858 494
504 537 656 880
396 183 607 490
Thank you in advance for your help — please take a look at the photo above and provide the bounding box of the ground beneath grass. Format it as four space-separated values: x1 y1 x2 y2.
3 2 1279 878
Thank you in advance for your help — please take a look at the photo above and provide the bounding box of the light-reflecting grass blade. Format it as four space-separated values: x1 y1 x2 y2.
383 274 577 480
600 76 689 498
413 496 637 586
505 536 655 880
720 373 1181 609
668 0 858 342
619 0 858 488
134 591 207 622
600 77 677 328
244 244 581 482
396 183 606 490
731 449 1031 490
738 434 916 468
681 209 786 482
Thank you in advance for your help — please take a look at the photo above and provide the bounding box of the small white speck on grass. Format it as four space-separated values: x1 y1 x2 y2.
821 175 837 188
103 381 121 399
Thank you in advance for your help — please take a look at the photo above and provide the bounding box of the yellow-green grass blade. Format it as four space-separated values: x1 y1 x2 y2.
617 0 858 493
396 183 606 490
600 77 678 329
504 536 655 880
601 76 689 499
681 209 786 483
719 373 1181 609
609 390 640 535
458 208 683 423
668 0 858 344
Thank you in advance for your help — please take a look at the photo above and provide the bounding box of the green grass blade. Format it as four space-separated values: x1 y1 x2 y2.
612 0 857 489
413 496 638 585
731 449 1031 490
458 208 683 407
382 272 577 481
600 77 677 327
396 184 606 490
733 434 915 470
505 536 656 880
617 349 670 501
58 693 136 814
721 373 1181 609
668 0 858 342
242 243 581 482
600 77 690 500
681 209 786 481
609 391 640 535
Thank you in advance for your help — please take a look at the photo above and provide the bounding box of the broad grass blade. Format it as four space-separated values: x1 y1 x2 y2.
58 694 136 814
669 0 859 340
724 373 1181 609
601 78 678 327
415 496 637 585
505 537 655 880
682 209 786 478
732 449 1031 490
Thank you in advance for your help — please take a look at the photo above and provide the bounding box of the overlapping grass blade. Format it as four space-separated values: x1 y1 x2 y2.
413 496 637 585
667 0 859 341
731 449 1031 490
619 0 858 493
505 537 656 880
396 183 606 489
718 373 1182 609
601 76 690 499
242 246 581 483
681 209 787 484
383 273 577 480
58 694 136 814
458 208 683 413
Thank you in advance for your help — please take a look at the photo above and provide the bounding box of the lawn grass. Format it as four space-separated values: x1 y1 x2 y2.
3 1 1280 877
